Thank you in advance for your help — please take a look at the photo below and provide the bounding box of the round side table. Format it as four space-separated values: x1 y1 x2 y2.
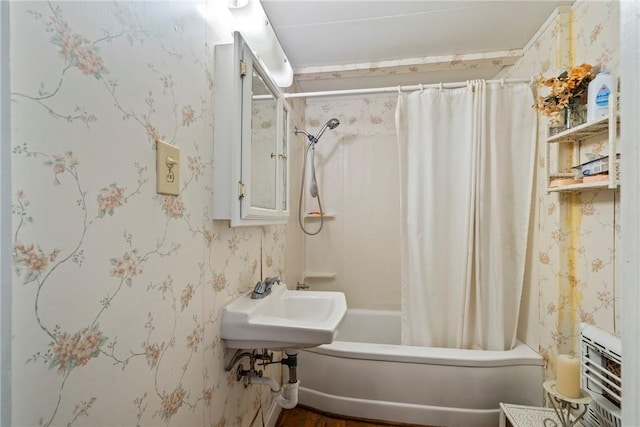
543 380 592 427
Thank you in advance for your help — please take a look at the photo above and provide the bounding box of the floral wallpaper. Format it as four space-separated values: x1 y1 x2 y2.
497 0 620 381
10 2 285 426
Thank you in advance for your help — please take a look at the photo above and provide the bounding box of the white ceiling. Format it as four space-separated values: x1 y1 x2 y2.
261 0 573 92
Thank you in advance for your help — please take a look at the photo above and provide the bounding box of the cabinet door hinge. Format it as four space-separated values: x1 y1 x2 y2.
240 60 247 78
238 181 245 199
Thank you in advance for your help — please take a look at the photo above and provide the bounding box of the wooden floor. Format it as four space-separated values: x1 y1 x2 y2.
275 405 437 427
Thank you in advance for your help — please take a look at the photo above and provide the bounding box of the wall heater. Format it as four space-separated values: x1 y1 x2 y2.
579 323 622 427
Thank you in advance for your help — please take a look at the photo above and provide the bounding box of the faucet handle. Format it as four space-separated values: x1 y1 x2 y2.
253 281 266 293
250 281 272 299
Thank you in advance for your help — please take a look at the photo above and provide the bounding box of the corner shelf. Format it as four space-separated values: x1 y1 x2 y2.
546 116 609 143
546 93 620 193
548 180 619 193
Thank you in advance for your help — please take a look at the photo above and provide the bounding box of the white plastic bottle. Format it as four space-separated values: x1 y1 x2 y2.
587 69 617 122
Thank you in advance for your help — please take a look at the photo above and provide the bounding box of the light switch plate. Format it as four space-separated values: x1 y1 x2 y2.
156 140 180 196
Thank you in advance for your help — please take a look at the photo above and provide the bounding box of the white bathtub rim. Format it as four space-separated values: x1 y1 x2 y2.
305 339 543 367
298 386 500 427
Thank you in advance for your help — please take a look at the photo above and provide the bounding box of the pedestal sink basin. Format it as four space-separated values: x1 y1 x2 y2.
221 283 347 350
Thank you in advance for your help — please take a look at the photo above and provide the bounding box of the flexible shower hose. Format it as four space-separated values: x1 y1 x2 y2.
298 141 324 235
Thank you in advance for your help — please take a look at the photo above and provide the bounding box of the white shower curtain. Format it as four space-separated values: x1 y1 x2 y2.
395 81 537 351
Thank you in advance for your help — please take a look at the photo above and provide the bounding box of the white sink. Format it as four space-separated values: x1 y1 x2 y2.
221 283 347 350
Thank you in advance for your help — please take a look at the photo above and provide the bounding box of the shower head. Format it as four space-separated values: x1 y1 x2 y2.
313 118 340 143
326 118 340 130
295 118 340 145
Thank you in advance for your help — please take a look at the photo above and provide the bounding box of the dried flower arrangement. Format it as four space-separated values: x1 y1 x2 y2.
533 63 594 124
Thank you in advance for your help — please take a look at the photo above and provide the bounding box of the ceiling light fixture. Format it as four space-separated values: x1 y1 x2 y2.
227 0 293 87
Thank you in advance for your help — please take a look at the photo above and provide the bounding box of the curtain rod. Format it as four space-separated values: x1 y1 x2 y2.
284 77 535 99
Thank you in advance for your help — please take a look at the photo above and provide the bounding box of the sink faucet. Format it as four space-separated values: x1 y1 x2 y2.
264 276 281 287
251 281 270 299
251 276 281 299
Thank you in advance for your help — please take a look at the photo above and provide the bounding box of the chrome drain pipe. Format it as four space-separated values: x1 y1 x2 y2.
281 352 297 384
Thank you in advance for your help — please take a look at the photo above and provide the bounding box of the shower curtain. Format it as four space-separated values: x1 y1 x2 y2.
395 81 537 351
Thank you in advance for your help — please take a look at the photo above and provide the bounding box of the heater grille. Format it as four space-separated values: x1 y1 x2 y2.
579 323 622 427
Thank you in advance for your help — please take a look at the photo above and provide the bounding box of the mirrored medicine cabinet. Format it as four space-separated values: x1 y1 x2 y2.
213 32 290 226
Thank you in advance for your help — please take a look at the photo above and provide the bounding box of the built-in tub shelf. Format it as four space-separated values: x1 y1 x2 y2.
302 272 337 280
303 213 337 220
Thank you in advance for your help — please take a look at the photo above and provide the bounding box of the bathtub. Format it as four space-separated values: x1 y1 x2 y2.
297 309 544 427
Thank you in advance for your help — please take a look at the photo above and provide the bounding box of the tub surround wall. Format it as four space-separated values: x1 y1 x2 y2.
9 2 284 426
285 93 306 291
301 95 399 310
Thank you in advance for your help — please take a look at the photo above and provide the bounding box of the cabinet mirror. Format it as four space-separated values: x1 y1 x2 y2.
248 68 277 211
213 32 289 226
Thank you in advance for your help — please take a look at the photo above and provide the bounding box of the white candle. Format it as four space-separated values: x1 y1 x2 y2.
556 354 581 398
